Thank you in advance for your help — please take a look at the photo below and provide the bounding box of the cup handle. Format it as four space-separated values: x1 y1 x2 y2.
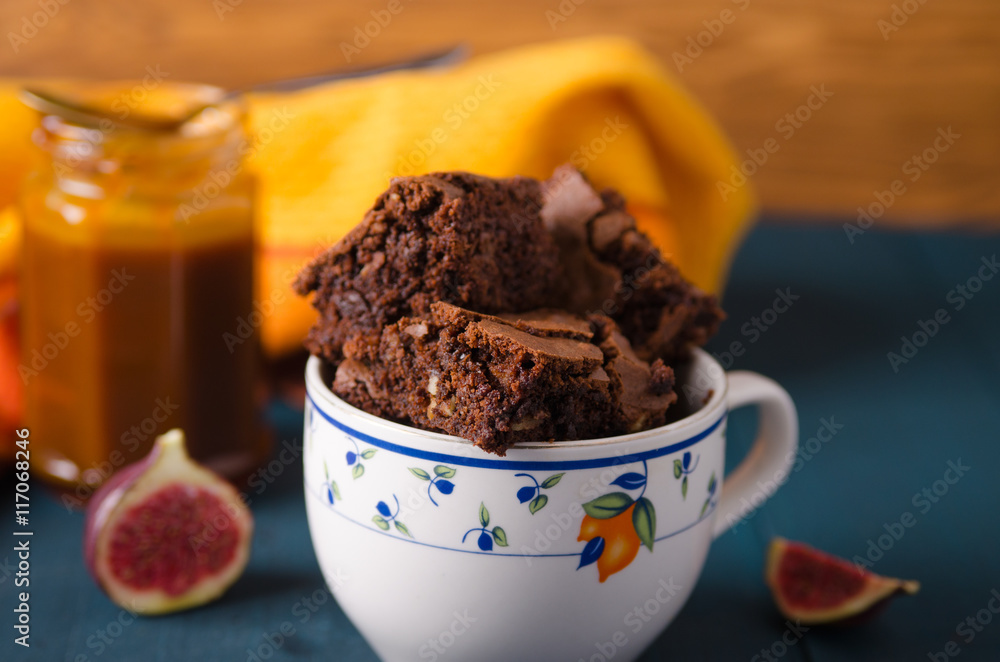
712 371 798 538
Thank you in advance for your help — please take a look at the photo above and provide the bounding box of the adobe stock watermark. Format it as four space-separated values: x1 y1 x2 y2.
189 437 304 547
517 452 637 560
672 0 752 72
545 0 588 30
71 603 141 661
709 287 800 373
339 0 416 62
928 588 1000 661
877 0 930 41
8 0 72 54
223 287 288 353
244 580 347 662
388 75 502 178
844 127 960 243
585 253 667 318
578 577 682 662
749 619 810 662
717 85 833 201
417 609 477 661
18 268 135 386
723 416 844 532
566 116 629 173
213 0 242 20
61 397 180 511
177 105 296 222
886 254 996 373
852 458 969 570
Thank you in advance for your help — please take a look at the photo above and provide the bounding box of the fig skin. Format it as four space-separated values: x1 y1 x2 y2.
765 537 919 626
84 429 254 615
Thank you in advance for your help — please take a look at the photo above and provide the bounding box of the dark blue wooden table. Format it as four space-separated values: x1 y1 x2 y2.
5 221 1000 661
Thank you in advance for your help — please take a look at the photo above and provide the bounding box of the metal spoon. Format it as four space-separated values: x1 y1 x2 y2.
21 45 467 132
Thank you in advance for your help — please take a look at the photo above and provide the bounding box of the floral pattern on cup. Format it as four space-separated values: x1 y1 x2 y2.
577 460 656 582
462 503 509 551
373 495 412 538
514 472 564 514
346 437 377 479
310 423 720 585
700 471 718 518
409 465 457 506
673 451 699 499
322 460 341 505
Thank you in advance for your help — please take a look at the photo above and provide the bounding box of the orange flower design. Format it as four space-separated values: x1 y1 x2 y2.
576 461 657 583
578 504 642 582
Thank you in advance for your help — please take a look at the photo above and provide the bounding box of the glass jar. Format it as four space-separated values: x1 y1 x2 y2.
19 83 269 497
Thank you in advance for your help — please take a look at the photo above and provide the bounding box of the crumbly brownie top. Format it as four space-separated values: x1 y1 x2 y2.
298 165 723 453
294 172 562 363
541 165 723 362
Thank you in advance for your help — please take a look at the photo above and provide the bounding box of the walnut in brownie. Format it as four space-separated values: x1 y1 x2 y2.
294 172 562 364
541 165 724 362
333 303 675 455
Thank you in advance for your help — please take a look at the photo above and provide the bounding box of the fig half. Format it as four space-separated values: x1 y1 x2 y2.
765 537 919 625
84 429 253 615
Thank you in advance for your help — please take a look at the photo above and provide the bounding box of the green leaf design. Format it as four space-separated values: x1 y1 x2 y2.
708 471 717 493
479 502 490 527
352 464 365 479
394 521 412 538
332 481 341 501
492 526 509 547
409 467 431 481
700 500 709 518
372 515 389 530
540 473 565 489
323 460 330 481
433 465 456 479
361 449 377 460
529 494 548 515
681 476 688 499
632 497 656 551
582 492 634 519
673 459 683 479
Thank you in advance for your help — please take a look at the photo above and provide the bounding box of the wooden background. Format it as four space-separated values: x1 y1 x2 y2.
0 0 997 225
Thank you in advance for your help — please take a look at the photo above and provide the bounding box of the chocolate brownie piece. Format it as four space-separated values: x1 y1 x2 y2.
294 172 562 364
334 303 676 454
541 166 724 362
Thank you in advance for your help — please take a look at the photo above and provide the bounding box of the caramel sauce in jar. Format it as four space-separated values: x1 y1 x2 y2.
19 84 269 495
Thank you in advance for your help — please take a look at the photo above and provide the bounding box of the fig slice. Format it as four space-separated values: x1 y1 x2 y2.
765 537 919 625
84 429 253 615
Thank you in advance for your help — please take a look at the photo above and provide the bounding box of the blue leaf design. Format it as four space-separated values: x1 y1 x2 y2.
346 451 357 466
326 486 335 504
683 452 691 470
516 485 536 503
436 480 455 495
610 472 647 490
376 501 391 517
478 531 493 551
577 537 606 569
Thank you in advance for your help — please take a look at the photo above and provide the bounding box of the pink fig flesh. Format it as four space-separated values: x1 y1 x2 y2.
765 537 919 625
84 429 253 615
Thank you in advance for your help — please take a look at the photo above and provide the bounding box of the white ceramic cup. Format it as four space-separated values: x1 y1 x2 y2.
303 348 797 662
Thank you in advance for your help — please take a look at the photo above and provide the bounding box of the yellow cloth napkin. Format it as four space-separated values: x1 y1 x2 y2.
0 36 753 358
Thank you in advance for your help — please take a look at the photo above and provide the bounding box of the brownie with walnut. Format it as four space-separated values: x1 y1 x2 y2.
333 303 676 455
